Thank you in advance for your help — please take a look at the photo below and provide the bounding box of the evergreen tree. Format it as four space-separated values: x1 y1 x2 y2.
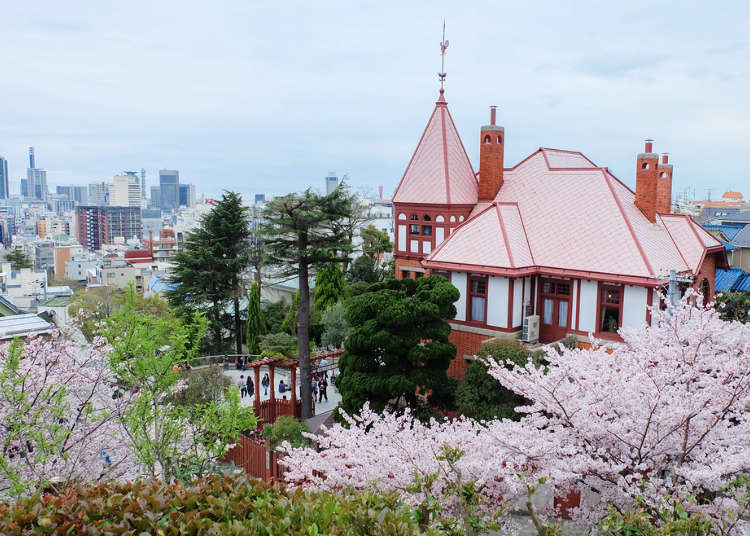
261 188 354 418
4 249 31 270
280 291 299 335
314 263 346 312
336 276 458 419
166 192 250 353
246 281 265 355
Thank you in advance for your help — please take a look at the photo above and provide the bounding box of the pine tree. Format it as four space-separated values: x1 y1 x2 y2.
261 188 354 418
314 263 346 312
246 282 265 355
280 291 299 335
166 192 250 353
4 250 32 270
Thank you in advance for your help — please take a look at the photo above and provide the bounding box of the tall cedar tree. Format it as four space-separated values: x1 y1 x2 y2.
246 281 266 354
167 192 250 353
261 188 354 418
337 275 458 418
314 263 347 312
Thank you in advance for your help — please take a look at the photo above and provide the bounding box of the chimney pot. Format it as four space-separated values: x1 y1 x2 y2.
661 153 669 164
490 106 497 126
645 139 654 153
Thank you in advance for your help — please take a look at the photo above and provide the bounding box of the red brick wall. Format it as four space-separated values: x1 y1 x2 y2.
694 252 717 302
635 152 658 222
478 126 504 200
655 163 673 215
448 328 491 379
395 257 425 279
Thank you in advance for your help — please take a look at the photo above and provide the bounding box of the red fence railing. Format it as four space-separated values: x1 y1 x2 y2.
223 434 286 482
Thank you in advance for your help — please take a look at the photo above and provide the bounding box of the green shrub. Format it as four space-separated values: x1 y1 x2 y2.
259 332 297 356
456 339 531 421
262 416 312 450
0 476 443 535
600 501 712 535
173 365 232 406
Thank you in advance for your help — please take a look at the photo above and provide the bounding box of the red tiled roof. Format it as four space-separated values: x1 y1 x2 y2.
393 91 478 205
424 148 722 282
722 191 743 199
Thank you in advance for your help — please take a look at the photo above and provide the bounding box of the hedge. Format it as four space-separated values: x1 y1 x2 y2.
0 475 442 535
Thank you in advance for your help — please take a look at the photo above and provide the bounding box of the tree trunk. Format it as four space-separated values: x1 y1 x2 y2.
212 304 222 354
298 260 312 419
234 288 242 355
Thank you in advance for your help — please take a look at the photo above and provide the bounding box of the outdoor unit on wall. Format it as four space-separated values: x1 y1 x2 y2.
521 315 539 344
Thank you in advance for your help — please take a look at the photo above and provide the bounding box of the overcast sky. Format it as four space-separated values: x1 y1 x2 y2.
1 1 748 202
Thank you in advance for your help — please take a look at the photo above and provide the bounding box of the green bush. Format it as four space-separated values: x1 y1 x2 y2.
0 476 444 535
456 338 531 421
262 415 312 450
600 501 712 535
173 365 232 407
259 332 297 356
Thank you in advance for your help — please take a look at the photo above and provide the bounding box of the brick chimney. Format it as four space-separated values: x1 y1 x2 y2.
478 106 505 200
635 139 659 222
656 153 673 215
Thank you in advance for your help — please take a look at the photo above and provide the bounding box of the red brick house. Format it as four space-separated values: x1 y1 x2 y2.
393 89 728 378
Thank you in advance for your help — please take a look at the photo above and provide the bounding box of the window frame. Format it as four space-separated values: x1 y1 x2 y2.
466 274 488 324
596 283 624 338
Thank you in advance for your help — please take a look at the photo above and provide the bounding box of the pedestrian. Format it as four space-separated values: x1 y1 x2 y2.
246 375 254 399
318 376 328 403
238 375 247 398
311 375 318 400
279 379 286 395
262 373 270 396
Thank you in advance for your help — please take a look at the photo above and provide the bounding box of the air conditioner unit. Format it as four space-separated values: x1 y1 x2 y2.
521 315 539 344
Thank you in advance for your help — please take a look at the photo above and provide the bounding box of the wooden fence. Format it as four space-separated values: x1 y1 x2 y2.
224 434 286 482
256 398 302 423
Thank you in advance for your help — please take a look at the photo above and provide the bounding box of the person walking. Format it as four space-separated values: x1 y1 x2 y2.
246 375 254 400
311 375 318 401
238 375 247 398
261 373 270 396
278 379 286 395
318 376 328 403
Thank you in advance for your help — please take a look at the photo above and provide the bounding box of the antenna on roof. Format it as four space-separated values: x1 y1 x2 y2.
438 20 449 91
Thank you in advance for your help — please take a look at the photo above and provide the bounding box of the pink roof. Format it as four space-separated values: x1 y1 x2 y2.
425 148 722 282
393 91 478 205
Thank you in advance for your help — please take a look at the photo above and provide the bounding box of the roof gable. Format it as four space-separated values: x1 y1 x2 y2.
393 92 478 205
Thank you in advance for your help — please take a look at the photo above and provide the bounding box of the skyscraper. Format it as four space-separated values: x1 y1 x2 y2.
178 183 196 208
159 170 179 211
27 147 48 201
88 182 109 205
326 172 339 195
110 174 142 207
20 178 28 197
0 156 8 199
76 205 142 251
150 186 161 209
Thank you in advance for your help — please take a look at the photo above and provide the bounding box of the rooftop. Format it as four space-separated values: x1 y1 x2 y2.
0 313 54 340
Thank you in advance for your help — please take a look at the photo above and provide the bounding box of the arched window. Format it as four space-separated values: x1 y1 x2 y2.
497 135 503 144
483 135 491 144
459 216 465 222
410 214 418 221
660 172 667 179
436 215 445 222
423 215 431 221
450 216 456 223
398 213 407 220
642 162 649 170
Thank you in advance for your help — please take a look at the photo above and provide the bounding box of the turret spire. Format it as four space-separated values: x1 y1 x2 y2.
438 21 449 94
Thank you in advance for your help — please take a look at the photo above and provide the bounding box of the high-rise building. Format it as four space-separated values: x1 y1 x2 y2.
178 183 196 208
159 170 179 211
111 174 142 207
326 172 339 195
76 206 142 251
27 147 48 201
150 186 161 208
0 156 8 199
73 185 88 204
88 182 109 205
20 178 28 197
56 185 74 200
254 194 266 204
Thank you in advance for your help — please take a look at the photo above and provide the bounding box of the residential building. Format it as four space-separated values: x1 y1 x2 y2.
65 257 100 281
76 206 142 251
110 174 142 207
159 170 179 211
392 89 727 378
143 228 179 262
34 241 55 271
0 156 8 199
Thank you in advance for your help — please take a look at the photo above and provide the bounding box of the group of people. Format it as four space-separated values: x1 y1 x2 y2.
235 368 335 405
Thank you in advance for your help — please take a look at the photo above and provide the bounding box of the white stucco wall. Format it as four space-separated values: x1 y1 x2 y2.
622 285 648 329
487 276 509 328
512 278 523 327
578 280 598 333
452 272 467 322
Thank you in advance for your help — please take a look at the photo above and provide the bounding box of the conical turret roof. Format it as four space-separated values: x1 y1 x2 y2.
393 91 478 205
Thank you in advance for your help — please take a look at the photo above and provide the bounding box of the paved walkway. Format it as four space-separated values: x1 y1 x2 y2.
223 364 341 415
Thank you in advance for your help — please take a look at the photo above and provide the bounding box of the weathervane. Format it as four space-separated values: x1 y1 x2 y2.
439 20 449 90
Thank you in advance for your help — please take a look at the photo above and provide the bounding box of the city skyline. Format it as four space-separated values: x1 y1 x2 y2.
0 2 749 202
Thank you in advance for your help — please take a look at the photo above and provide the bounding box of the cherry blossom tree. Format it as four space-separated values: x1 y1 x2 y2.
282 292 750 534
0 331 138 499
